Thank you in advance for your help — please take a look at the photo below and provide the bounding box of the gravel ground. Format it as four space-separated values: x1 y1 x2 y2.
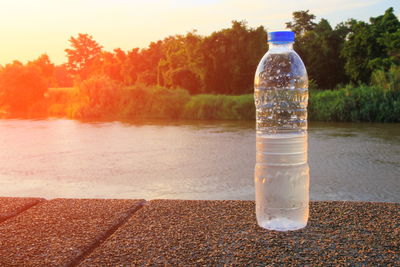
0 198 144 267
0 197 44 223
79 200 400 266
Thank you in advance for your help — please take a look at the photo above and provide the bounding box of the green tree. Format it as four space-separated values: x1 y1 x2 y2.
28 54 55 87
341 8 400 83
157 32 204 94
0 61 47 116
286 11 349 89
378 28 400 65
53 64 73 87
95 49 125 83
294 18 349 88
201 20 267 94
136 41 164 85
286 10 317 36
120 48 143 85
65 33 103 79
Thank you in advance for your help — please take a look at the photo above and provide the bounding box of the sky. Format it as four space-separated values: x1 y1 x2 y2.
0 0 399 65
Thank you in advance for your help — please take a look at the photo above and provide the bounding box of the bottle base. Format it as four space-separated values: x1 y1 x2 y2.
256 206 309 231
258 217 307 231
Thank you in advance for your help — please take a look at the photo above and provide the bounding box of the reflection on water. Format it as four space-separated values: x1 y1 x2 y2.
308 122 400 202
0 119 399 202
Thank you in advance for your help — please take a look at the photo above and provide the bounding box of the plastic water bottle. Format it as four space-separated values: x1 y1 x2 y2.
254 31 309 231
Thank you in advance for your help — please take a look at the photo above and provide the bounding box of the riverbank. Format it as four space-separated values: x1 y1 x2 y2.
0 197 398 266
2 80 400 122
43 84 400 123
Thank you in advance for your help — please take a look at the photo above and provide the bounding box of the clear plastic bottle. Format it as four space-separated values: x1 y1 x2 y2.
254 31 309 231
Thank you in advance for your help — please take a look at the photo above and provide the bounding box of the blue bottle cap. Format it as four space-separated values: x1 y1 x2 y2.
268 31 295 43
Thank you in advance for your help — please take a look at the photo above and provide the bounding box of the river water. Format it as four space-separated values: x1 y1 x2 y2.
0 119 399 202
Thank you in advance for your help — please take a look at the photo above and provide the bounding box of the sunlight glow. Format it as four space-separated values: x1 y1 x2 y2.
0 0 398 65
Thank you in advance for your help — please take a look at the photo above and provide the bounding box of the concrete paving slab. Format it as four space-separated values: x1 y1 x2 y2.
0 197 44 223
0 198 144 267
79 200 399 266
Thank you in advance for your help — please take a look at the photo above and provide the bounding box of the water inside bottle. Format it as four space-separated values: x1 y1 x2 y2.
255 134 309 231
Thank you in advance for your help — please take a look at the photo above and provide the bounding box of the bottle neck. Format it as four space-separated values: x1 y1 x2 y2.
268 42 294 52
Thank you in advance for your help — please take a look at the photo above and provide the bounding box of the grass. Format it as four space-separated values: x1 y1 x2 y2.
40 78 400 123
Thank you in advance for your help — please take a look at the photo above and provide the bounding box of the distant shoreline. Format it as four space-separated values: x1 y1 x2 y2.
1 83 399 123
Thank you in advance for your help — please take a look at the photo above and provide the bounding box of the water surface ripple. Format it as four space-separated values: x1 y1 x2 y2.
0 119 398 202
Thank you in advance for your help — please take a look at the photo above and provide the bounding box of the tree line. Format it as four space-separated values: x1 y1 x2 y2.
0 8 399 120
67 7 400 91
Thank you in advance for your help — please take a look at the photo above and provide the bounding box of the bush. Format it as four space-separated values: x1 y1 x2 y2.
77 75 123 119
183 94 254 120
118 85 190 120
47 87 80 117
145 86 190 119
309 85 400 122
118 86 151 119
43 79 400 123
371 65 400 92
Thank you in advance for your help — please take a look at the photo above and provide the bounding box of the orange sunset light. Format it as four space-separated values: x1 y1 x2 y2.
1 0 397 65
0 0 398 119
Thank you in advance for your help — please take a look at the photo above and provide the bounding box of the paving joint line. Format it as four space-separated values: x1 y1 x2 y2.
67 199 147 267
0 198 47 224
